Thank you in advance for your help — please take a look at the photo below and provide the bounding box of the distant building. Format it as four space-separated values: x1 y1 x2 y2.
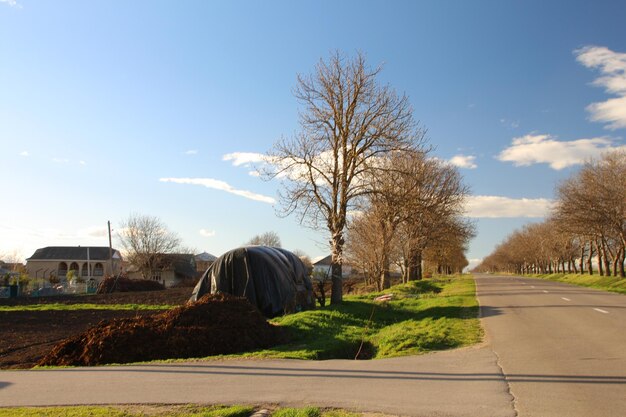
195 251 217 273
126 253 197 288
312 255 352 279
26 246 122 283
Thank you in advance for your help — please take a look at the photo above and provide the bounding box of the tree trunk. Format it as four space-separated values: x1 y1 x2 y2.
330 233 344 305
596 240 604 276
407 248 423 281
380 228 392 290
579 245 585 274
619 247 626 278
602 246 611 277
380 261 391 290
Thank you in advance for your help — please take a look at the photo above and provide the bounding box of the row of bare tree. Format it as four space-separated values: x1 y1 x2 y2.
475 150 626 277
343 151 474 291
265 51 473 302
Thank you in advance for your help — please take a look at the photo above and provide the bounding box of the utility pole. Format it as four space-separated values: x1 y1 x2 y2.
108 220 114 276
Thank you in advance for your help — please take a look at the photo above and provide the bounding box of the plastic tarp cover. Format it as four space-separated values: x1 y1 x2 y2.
190 246 315 317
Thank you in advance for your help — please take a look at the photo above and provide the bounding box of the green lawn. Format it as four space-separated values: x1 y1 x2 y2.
0 405 364 417
234 275 482 360
0 303 175 312
525 273 626 295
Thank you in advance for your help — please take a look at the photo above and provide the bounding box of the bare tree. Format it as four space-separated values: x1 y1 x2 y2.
265 51 426 304
396 154 470 280
117 214 183 280
0 250 25 272
423 217 475 275
246 231 282 247
344 207 393 290
554 150 626 277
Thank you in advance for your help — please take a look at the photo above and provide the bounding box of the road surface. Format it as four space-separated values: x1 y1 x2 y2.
475 273 626 417
0 274 624 416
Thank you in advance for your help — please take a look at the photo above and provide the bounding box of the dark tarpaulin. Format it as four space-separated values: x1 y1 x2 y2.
190 246 315 317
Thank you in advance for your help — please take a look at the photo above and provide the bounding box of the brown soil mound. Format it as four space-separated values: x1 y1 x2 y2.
38 293 286 367
97 276 165 293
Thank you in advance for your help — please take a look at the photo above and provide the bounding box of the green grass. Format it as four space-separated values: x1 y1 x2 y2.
0 405 254 417
0 303 175 312
273 407 321 417
525 273 626 295
0 405 374 417
233 275 482 360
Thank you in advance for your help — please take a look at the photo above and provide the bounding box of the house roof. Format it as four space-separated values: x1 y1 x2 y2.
313 255 332 266
195 252 217 262
27 246 121 262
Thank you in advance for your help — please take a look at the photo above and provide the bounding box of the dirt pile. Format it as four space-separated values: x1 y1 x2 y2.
38 293 286 367
97 276 165 293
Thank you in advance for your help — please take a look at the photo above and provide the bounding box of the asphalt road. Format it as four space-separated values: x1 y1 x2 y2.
0 274 624 417
475 273 626 417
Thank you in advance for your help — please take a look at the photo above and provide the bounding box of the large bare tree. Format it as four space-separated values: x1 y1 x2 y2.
266 52 425 303
117 214 183 280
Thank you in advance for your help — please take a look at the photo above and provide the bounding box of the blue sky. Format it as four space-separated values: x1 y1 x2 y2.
1 0 625 267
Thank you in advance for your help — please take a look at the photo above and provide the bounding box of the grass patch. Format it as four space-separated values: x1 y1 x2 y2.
526 273 626 295
234 275 481 360
0 303 175 312
0 405 254 417
273 407 321 417
0 405 378 417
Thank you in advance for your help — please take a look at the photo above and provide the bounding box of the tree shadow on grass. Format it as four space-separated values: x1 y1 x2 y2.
272 302 485 360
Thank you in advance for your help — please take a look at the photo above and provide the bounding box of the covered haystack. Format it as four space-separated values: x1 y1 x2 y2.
190 246 315 317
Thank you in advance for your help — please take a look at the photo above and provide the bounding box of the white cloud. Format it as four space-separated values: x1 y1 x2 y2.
83 226 107 238
449 154 477 169
224 150 331 184
159 177 276 204
467 258 483 271
586 97 626 130
0 0 21 8
465 195 554 218
223 152 267 166
79 160 86 165
576 46 626 130
497 133 622 170
500 118 520 129
199 229 216 237
19 151 29 157
52 157 69 164
184 150 198 155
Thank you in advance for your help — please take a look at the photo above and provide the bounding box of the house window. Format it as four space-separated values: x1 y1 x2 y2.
81 263 89 277
69 262 79 274
151 271 162 281
93 263 104 276
58 262 68 278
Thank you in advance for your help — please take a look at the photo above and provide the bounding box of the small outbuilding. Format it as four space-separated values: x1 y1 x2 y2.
190 246 315 317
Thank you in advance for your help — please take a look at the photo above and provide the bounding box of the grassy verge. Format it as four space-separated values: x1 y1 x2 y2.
0 303 175 312
235 275 481 360
0 405 365 417
525 273 626 295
